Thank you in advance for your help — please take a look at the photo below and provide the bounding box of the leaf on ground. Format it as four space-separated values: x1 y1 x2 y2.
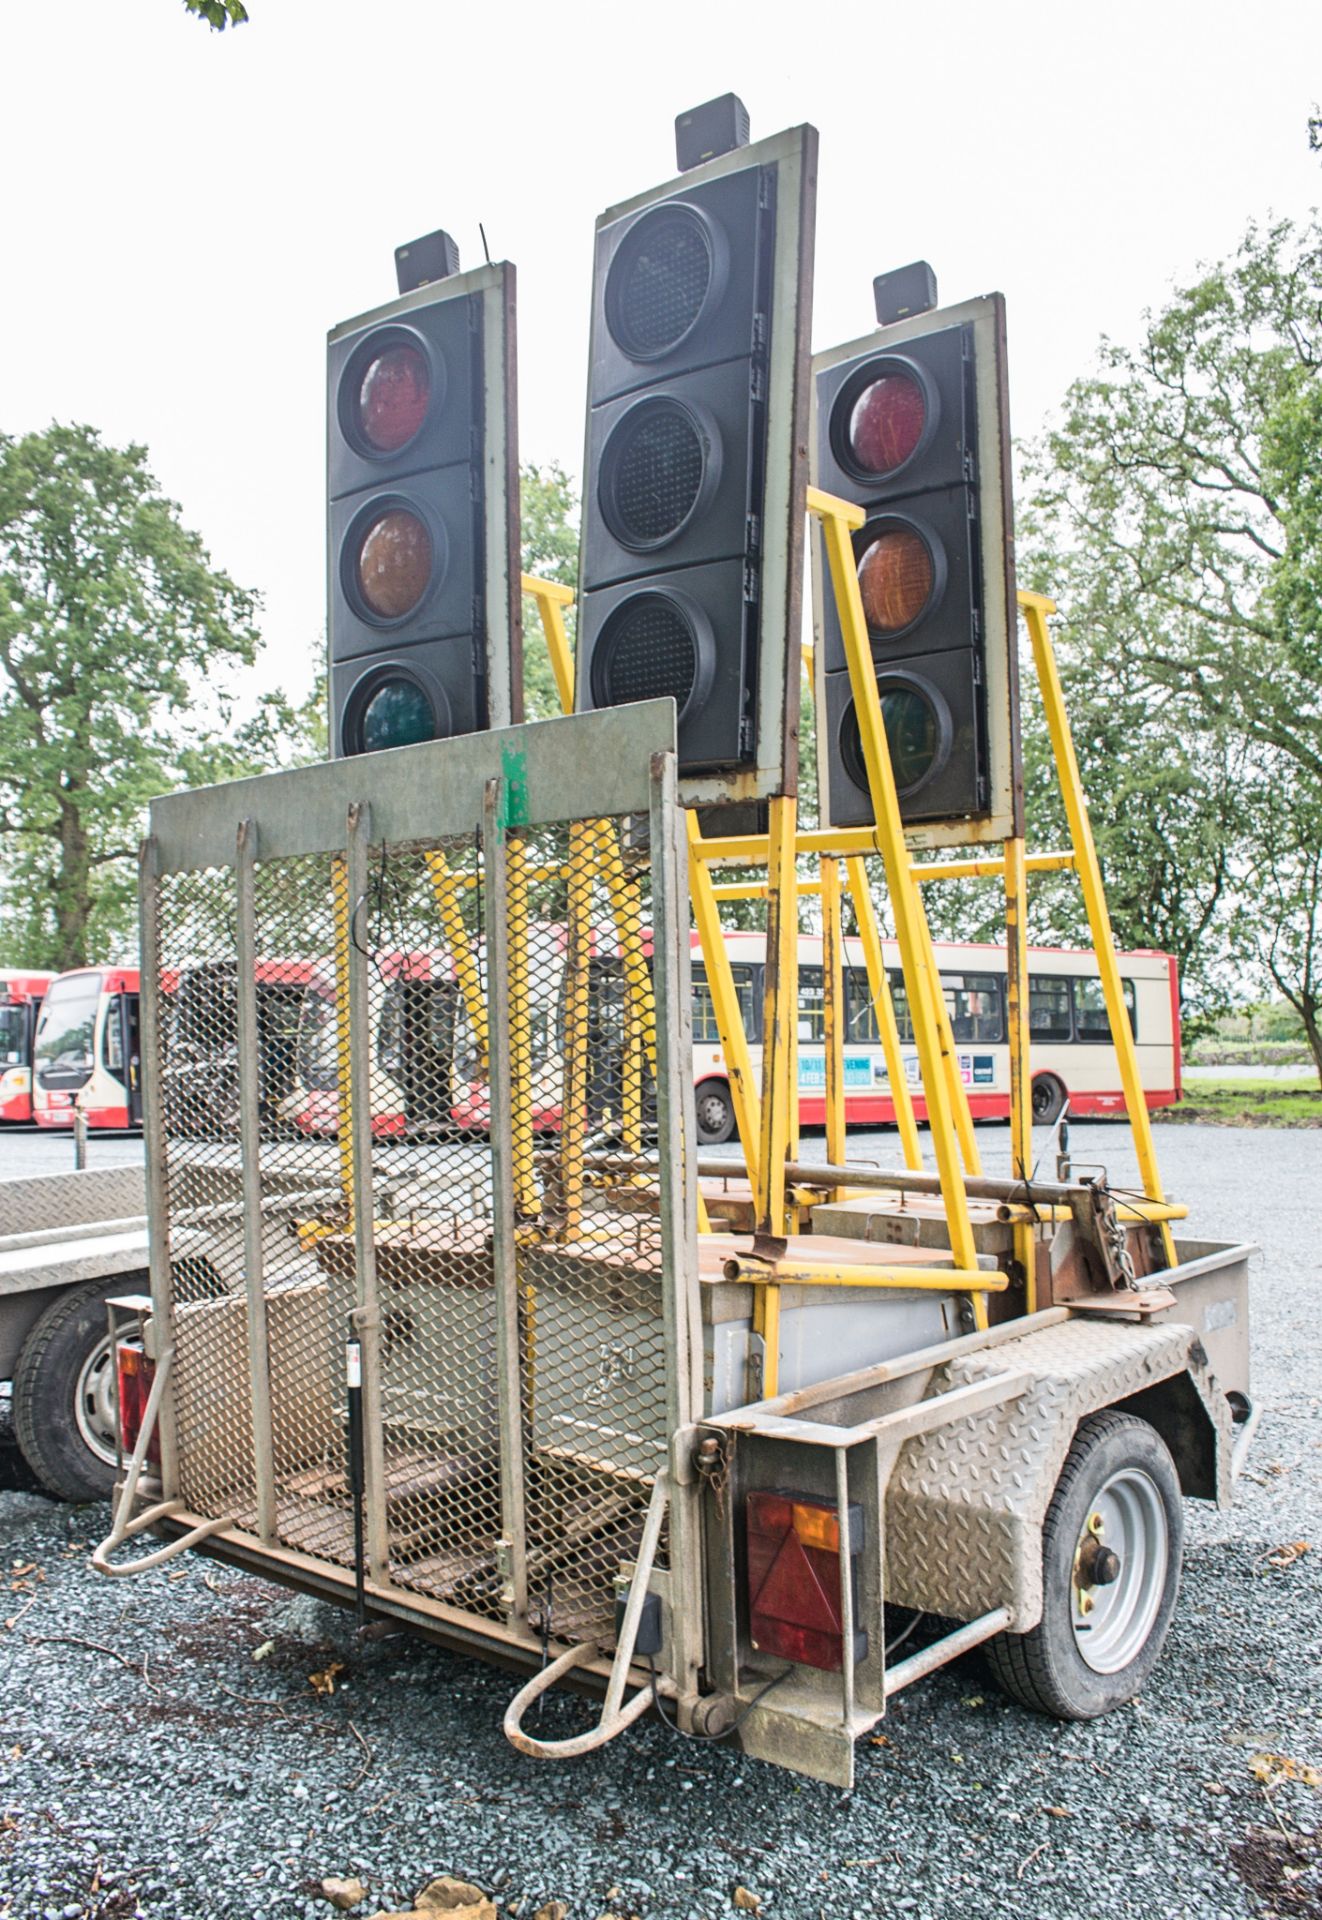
309 1661 346 1697
251 1639 275 1661
733 1890 762 1912
1042 1805 1073 1818
1250 1753 1322 1788
1261 1540 1310 1571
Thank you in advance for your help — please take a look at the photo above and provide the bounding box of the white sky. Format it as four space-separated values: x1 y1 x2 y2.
1 0 1318 705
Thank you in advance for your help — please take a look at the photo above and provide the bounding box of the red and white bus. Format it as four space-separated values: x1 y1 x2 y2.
0 970 56 1123
292 950 467 1141
32 967 142 1131
690 933 1181 1144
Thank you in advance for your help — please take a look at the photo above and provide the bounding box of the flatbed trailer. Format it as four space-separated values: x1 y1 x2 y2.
93 688 1254 1787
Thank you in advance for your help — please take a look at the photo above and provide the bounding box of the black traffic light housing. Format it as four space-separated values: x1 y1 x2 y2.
574 118 817 808
812 292 1020 847
327 254 520 760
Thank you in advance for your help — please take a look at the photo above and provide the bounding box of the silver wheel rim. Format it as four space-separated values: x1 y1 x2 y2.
1072 1467 1168 1673
74 1331 120 1468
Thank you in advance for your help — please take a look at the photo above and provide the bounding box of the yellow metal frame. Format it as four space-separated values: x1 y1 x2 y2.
515 556 1178 1390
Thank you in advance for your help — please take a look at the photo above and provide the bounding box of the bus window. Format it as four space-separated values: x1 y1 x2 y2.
1072 976 1137 1041
692 964 760 1043
1029 975 1072 1042
104 996 125 1073
887 970 914 1045
798 966 825 1041
844 967 881 1042
942 973 1004 1043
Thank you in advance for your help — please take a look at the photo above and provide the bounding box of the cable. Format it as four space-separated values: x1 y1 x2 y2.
647 1655 791 1742
884 1608 926 1659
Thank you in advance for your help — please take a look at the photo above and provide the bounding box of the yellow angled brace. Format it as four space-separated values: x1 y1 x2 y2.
424 850 489 1075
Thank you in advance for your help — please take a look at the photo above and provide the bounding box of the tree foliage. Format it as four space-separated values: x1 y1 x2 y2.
1021 213 1322 1076
520 461 579 720
0 424 302 969
181 0 248 28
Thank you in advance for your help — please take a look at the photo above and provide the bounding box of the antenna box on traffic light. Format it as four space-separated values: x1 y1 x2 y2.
327 260 521 760
574 123 818 810
812 293 1020 848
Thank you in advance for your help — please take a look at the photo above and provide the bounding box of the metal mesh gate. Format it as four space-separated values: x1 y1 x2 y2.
141 707 695 1656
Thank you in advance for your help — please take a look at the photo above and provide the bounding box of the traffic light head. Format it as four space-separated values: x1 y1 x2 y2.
327 254 520 759
575 118 818 808
812 292 1019 847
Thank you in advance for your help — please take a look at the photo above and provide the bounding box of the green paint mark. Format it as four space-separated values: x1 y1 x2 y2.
499 745 530 830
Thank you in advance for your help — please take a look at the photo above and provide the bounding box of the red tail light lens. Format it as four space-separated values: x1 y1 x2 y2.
746 1489 864 1672
115 1339 159 1465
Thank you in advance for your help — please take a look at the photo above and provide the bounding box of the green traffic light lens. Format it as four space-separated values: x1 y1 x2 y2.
359 677 438 753
880 684 939 791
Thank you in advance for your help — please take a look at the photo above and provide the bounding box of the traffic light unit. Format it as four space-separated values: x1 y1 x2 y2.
574 117 818 806
813 289 1020 847
327 247 521 760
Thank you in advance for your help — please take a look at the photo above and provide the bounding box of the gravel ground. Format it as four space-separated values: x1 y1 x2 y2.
1 1123 1319 1920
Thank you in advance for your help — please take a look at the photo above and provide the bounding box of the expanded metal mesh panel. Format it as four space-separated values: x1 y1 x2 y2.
505 819 669 1642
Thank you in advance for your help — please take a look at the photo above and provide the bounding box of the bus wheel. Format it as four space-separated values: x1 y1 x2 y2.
1031 1072 1066 1124
694 1079 735 1146
13 1276 123 1503
985 1411 1183 1719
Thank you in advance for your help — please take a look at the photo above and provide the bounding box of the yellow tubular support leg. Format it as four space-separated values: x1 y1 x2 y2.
505 831 539 1222
1003 832 1036 1311
331 854 355 1231
521 573 577 716
811 487 984 1326
757 795 798 1238
686 811 762 1188
1020 591 1177 1267
558 819 596 1239
845 855 923 1171
425 850 489 1076
821 856 847 1189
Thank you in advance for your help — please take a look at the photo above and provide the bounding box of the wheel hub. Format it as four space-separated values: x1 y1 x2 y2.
1071 1470 1169 1673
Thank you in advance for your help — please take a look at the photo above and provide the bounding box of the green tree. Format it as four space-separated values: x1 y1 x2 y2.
520 461 579 719
182 1 248 27
1021 213 1322 1055
0 423 292 969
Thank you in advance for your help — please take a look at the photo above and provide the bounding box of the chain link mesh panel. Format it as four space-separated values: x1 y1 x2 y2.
505 817 669 1643
147 778 685 1657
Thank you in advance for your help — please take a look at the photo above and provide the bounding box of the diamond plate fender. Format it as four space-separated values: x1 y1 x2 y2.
884 1317 1232 1628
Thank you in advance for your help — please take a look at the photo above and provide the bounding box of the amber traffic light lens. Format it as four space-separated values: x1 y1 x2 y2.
857 528 934 632
356 509 432 621
357 344 430 453
359 677 438 752
848 372 925 475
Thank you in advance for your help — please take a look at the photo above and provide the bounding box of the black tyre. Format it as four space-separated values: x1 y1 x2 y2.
694 1078 735 1147
1031 1072 1067 1125
13 1276 129 1502
986 1410 1183 1719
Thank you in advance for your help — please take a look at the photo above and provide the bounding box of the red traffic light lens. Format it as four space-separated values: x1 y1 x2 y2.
356 508 432 621
848 372 926 476
857 528 934 633
356 344 430 453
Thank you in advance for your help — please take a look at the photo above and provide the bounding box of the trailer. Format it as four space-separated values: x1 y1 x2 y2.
93 677 1254 1787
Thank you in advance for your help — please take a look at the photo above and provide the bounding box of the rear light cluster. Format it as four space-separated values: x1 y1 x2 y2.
745 1489 865 1672
115 1340 159 1464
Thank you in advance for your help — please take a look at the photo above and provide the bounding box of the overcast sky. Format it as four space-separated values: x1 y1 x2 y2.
1 0 1318 703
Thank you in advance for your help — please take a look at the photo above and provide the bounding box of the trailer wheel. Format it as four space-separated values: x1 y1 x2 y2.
12 1277 124 1503
694 1079 736 1146
1031 1072 1067 1125
986 1410 1183 1719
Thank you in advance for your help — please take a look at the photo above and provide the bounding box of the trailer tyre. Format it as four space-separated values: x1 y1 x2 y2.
12 1276 125 1503
986 1411 1183 1719
694 1079 736 1146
